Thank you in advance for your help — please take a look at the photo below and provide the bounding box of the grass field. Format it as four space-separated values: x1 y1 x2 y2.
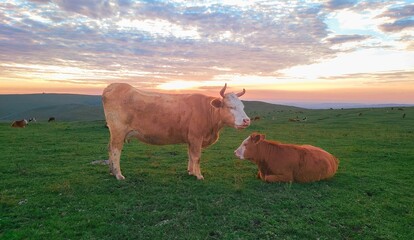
1 106 413 239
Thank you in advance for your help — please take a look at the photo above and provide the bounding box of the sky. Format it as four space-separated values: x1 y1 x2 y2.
0 0 413 105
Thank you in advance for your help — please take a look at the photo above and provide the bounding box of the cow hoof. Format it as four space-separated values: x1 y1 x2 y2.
116 174 125 180
196 175 204 180
188 171 204 180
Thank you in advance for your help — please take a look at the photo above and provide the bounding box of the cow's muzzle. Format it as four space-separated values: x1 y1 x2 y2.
234 149 244 159
236 118 250 129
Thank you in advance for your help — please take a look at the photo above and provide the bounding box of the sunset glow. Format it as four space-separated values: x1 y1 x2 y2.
0 0 413 105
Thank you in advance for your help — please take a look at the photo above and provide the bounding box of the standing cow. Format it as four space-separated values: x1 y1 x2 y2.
102 83 250 180
234 132 338 183
11 119 28 128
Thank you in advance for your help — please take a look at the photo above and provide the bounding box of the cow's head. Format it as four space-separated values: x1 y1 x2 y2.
234 132 265 160
211 83 250 129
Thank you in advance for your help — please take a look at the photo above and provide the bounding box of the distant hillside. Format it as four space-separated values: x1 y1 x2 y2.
243 101 303 114
0 94 303 122
0 94 103 121
279 102 414 109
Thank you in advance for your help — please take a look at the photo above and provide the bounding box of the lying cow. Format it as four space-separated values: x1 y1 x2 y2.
234 132 338 183
11 119 28 128
102 83 250 180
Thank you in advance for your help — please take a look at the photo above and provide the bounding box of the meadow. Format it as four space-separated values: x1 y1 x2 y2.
1 106 413 239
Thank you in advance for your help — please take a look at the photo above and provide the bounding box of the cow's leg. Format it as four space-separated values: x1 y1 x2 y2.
257 170 264 180
187 150 193 175
264 174 293 183
187 141 204 180
108 132 126 180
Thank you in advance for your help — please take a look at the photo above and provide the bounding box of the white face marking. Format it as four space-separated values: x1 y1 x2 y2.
234 136 250 160
225 93 250 128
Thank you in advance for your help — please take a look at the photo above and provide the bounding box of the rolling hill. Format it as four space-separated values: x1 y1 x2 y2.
0 94 103 122
0 94 303 122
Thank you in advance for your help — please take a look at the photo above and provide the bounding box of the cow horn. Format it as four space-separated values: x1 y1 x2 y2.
220 83 227 97
236 88 245 97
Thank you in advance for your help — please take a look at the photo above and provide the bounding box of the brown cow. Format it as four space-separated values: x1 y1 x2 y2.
234 132 338 183
11 119 28 128
102 83 250 180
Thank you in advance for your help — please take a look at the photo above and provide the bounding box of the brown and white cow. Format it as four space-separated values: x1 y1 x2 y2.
234 132 338 183
11 119 28 128
102 83 250 180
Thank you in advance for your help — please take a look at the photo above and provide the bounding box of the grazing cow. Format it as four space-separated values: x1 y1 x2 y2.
234 132 338 183
11 119 28 128
28 117 36 123
251 116 261 121
102 83 250 180
48 117 55 122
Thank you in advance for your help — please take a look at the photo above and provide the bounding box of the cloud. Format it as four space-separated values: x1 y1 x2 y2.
377 4 414 33
28 0 51 3
379 19 414 32
54 0 116 19
1 0 332 73
322 70 414 84
326 34 370 44
325 0 357 10
377 4 414 20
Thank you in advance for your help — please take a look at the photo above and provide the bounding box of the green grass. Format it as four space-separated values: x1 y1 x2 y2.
1 107 413 239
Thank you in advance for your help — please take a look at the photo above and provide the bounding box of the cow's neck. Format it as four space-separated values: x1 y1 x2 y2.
256 141 276 162
201 107 224 146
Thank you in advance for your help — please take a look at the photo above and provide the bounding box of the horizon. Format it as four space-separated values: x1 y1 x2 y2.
1 92 413 110
1 0 413 105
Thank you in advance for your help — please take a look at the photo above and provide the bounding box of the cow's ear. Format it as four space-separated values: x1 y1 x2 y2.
259 134 266 141
210 98 223 108
251 133 265 144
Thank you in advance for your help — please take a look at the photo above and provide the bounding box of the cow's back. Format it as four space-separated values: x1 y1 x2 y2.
294 145 338 182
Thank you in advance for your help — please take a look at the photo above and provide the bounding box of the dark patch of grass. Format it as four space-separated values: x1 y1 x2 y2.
1 108 414 239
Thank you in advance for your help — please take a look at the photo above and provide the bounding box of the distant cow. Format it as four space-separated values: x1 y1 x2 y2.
289 116 307 122
48 117 55 122
28 117 36 123
11 119 28 128
234 132 338 183
102 83 250 180
250 116 261 121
